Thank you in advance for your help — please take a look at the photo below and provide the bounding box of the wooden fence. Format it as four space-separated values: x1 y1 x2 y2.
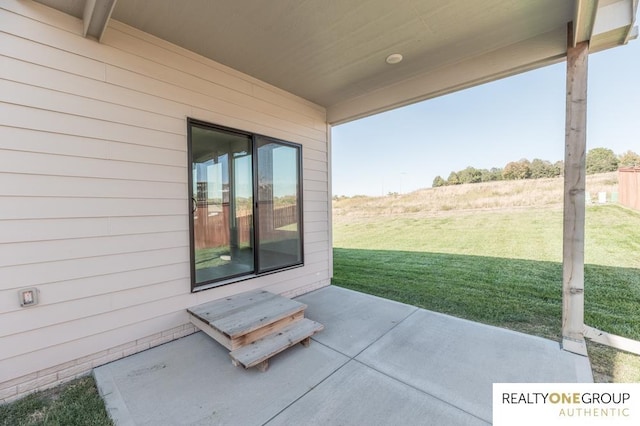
272 204 298 229
194 204 298 249
193 206 252 249
619 167 640 211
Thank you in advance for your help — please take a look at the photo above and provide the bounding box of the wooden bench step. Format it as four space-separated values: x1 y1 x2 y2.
189 290 278 325
188 290 308 349
229 318 324 371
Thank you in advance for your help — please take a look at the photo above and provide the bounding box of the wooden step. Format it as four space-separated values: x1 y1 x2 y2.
229 318 324 371
188 289 324 372
188 290 307 350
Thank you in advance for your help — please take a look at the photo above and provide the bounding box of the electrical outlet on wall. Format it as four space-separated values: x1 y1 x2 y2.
19 288 39 307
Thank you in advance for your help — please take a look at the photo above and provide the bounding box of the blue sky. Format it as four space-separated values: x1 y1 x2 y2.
331 37 640 197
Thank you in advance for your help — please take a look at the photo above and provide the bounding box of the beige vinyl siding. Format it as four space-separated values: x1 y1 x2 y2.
0 0 330 388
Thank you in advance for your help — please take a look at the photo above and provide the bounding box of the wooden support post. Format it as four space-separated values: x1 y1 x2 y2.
562 28 589 357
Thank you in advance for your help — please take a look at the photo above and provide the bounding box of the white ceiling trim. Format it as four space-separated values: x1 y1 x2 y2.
594 0 634 33
573 0 599 46
587 0 639 51
626 25 640 42
82 0 117 41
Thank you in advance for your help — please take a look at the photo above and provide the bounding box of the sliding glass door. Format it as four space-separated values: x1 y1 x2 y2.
256 137 302 272
190 125 254 284
188 120 303 290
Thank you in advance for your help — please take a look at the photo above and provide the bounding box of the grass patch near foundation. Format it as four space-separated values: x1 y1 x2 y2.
0 376 112 426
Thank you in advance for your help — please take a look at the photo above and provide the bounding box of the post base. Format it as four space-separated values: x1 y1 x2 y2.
562 336 588 356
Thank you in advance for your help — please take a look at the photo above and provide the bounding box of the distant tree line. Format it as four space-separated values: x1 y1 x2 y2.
432 148 640 187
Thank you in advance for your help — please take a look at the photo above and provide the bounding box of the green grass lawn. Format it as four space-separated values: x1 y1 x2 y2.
332 204 640 382
0 376 111 426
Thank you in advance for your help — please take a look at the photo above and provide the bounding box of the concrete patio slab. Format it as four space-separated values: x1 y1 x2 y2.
94 286 592 426
356 309 593 423
296 285 417 357
266 360 488 426
94 331 349 425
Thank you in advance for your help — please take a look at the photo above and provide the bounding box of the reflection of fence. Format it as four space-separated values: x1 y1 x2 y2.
194 204 297 249
193 205 252 249
273 204 298 229
619 167 640 211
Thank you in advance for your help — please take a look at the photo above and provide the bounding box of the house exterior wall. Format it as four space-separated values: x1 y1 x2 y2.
0 1 330 403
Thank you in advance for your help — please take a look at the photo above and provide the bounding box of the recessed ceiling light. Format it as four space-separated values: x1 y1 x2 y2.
386 53 403 64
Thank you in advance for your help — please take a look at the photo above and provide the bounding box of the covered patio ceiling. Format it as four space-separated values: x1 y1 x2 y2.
34 0 638 124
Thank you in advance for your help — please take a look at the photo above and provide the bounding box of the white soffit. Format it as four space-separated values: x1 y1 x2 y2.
34 0 85 17
33 0 638 124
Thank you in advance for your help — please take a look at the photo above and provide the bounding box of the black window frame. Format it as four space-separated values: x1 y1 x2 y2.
187 118 304 292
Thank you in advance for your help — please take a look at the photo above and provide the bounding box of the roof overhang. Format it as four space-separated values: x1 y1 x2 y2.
34 0 638 125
